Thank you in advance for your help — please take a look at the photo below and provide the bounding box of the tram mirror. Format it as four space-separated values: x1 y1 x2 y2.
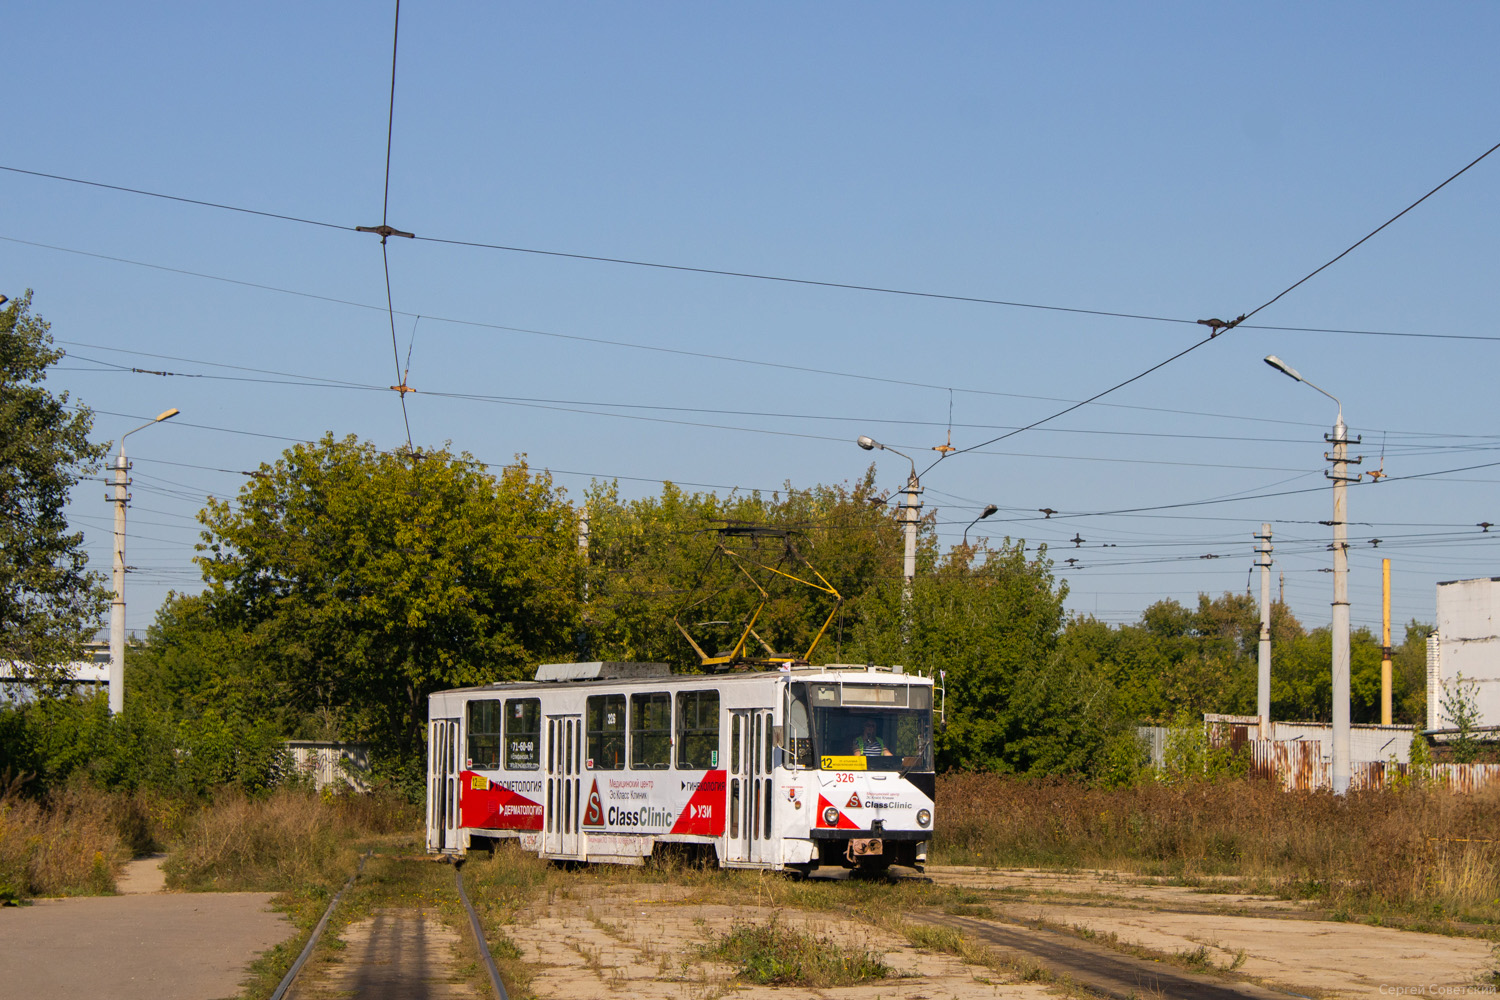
771 725 784 748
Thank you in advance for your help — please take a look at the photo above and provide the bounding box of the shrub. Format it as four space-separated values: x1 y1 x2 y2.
0 695 290 798
706 917 891 986
0 785 125 897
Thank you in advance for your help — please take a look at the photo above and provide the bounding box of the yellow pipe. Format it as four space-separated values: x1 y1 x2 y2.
1381 558 1392 725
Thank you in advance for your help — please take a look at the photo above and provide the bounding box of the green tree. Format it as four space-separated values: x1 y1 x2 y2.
848 540 1069 772
0 291 109 682
192 435 581 780
582 469 900 669
1057 592 1268 725
1439 672 1484 763
1394 620 1433 725
127 592 263 720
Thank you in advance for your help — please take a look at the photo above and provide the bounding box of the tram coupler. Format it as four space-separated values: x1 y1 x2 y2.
846 838 883 864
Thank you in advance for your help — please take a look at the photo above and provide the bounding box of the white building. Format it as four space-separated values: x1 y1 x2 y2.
1429 577 1500 730
0 642 110 704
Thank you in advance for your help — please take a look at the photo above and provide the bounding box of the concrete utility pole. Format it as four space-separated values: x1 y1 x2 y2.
900 469 921 612
1327 409 1360 795
1264 356 1359 795
856 435 922 642
1381 558 1393 725
109 453 129 716
109 408 180 715
578 503 590 603
1255 524 1273 739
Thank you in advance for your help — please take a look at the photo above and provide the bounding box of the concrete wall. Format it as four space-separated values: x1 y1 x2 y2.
1433 577 1500 729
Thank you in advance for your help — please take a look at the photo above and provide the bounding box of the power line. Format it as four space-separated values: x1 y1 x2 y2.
0 165 354 233
0 165 1197 326
1238 138 1500 324
0 148 1484 347
374 0 414 453
1057 456 1500 519
55 337 1500 460
25 233 1500 445
929 136 1500 472
55 345 1359 466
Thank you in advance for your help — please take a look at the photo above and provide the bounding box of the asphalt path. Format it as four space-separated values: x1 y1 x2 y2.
0 858 292 1000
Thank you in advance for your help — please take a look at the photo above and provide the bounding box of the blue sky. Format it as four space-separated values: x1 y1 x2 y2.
5 3 1499 638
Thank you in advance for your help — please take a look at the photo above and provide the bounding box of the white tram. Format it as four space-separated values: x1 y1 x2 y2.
426 661 936 873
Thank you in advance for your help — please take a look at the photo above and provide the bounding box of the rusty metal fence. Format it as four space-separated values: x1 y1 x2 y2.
1243 739 1500 792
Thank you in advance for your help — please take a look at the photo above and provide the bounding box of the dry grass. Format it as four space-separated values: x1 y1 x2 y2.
935 774 1500 924
165 787 417 892
0 785 165 898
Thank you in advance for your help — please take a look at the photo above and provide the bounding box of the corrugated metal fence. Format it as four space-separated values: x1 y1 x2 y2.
1242 746 1500 791
283 741 371 792
1244 740 1500 792
1203 713 1416 763
1137 716 1500 792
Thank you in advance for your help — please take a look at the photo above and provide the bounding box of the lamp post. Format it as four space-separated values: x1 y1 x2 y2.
964 504 999 547
109 408 180 715
1264 356 1358 795
856 435 921 639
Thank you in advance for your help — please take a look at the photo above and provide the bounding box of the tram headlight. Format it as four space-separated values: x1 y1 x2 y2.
916 808 931 828
822 805 839 826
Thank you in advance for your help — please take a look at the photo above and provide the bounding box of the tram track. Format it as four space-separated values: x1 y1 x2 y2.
270 854 509 1000
262 854 1491 999
902 866 1496 1000
911 910 1306 1000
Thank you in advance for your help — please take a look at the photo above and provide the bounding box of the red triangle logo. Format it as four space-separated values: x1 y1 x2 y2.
582 778 604 827
845 792 862 809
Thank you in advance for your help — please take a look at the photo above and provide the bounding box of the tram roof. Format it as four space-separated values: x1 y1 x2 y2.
433 662 931 697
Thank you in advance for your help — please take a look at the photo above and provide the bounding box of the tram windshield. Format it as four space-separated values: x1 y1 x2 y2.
788 681 933 772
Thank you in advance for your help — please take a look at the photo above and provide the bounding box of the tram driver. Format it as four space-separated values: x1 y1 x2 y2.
852 718 892 756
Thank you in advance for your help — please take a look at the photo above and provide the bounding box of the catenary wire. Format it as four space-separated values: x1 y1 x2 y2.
0 151 1489 346
925 136 1500 473
23 234 1500 443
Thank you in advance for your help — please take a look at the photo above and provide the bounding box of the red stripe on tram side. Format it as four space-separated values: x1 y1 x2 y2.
459 770 544 830
669 769 727 835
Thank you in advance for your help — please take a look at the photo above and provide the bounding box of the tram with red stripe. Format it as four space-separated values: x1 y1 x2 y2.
426 661 936 873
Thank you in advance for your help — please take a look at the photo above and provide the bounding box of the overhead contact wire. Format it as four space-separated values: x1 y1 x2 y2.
0 164 353 232
925 136 1500 476
377 0 414 454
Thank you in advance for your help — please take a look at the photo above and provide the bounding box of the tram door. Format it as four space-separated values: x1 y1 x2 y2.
427 717 460 852
544 715 583 857
725 708 775 865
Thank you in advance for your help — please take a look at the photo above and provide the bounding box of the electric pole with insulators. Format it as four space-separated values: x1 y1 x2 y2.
1255 524 1273 739
108 408 180 715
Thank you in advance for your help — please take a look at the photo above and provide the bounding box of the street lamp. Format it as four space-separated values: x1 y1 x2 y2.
109 408 180 715
963 504 999 547
1264 355 1358 795
856 435 922 639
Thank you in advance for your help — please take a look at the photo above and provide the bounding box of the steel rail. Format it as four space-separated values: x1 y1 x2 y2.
268 851 370 1000
454 861 511 1000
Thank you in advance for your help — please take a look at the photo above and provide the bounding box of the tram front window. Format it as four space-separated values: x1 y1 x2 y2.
794 682 933 772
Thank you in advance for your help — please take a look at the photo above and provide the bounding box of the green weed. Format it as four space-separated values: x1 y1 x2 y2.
705 915 891 987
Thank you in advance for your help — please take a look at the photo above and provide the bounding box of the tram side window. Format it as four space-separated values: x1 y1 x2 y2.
587 694 626 770
466 699 501 770
504 698 541 770
787 685 813 767
630 692 671 769
676 689 719 770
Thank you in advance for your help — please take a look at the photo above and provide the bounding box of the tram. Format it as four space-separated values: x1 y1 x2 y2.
425 660 936 873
